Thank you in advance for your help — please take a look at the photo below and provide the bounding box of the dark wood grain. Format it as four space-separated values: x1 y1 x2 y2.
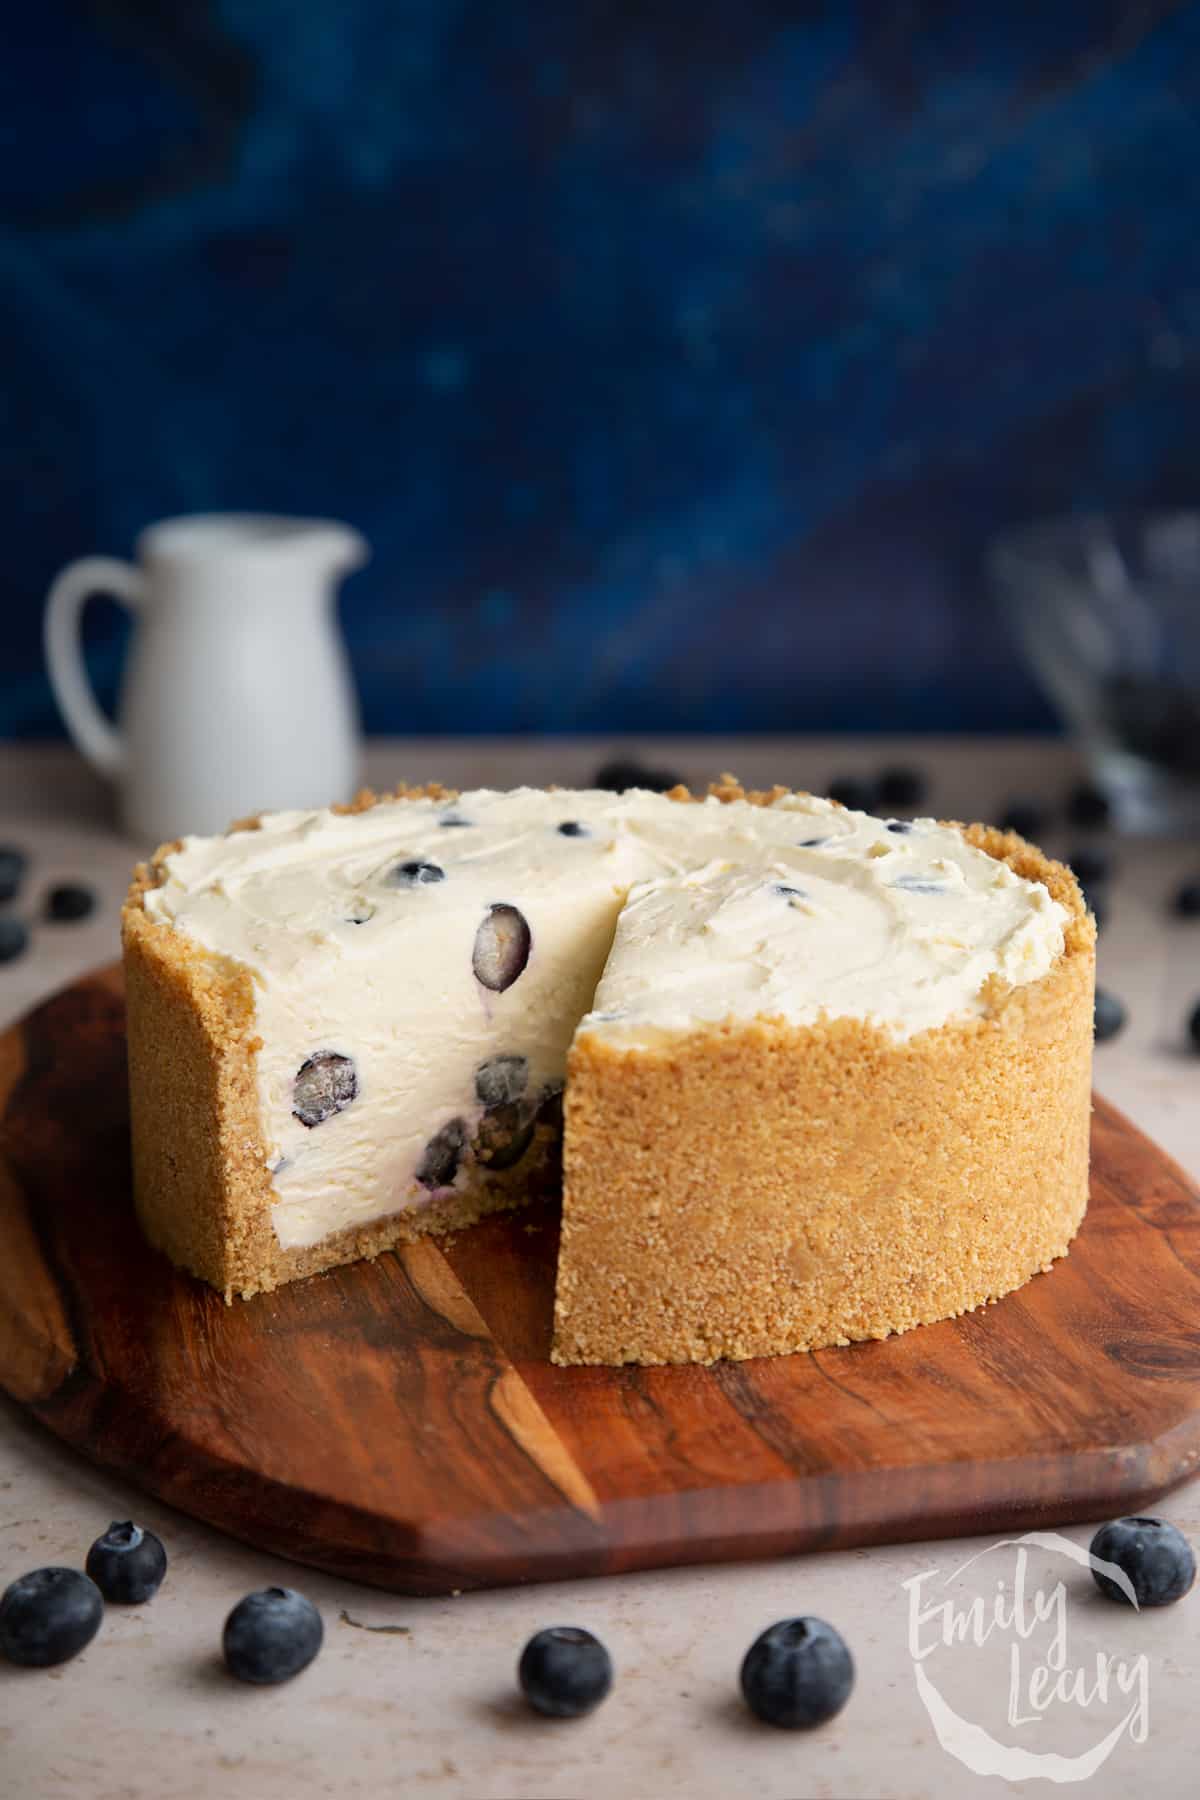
3 966 1200 1594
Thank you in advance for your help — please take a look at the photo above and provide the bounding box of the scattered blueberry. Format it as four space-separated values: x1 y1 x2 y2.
473 903 532 992
222 1587 323 1685
475 1054 529 1108
386 859 445 887
0 916 28 963
518 1626 613 1719
473 1103 535 1171
1089 1517 1195 1609
1067 780 1112 828
594 758 681 794
85 1521 167 1605
0 845 26 904
886 820 913 834
0 1567 103 1667
999 801 1046 840
827 775 876 813
416 1118 467 1188
45 883 95 923
1094 989 1126 1043
438 813 473 828
1069 846 1112 888
293 1051 358 1128
740 1616 855 1730
1172 880 1200 919
1188 1000 1200 1054
557 821 589 838
877 766 927 809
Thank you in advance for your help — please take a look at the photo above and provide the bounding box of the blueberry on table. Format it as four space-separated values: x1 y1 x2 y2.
223 1587 323 1685
827 775 877 813
1172 880 1200 919
85 1520 167 1604
416 1117 467 1188
999 802 1046 841
0 1567 103 1667
1067 780 1111 828
293 1051 358 1128
0 844 27 904
0 916 28 963
386 859 445 887
593 758 682 794
1069 846 1112 888
877 765 927 809
518 1626 613 1718
1094 989 1126 1043
740 1616 855 1729
473 903 532 992
475 1054 529 1108
1089 1517 1195 1608
45 882 95 923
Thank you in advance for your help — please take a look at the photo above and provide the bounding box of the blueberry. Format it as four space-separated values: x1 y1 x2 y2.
557 820 589 837
0 844 27 904
1089 1517 1195 1608
1067 780 1111 828
293 1051 358 1127
45 883 95 923
828 775 876 813
797 836 829 848
438 813 472 828
774 884 807 901
886 820 913 834
223 1587 323 1685
473 1103 535 1171
0 916 28 963
1172 880 1200 919
85 1520 167 1604
877 766 927 809
740 1616 855 1730
594 758 681 794
0 1567 103 1667
891 875 944 894
518 1626 613 1718
473 903 531 992
475 1054 529 1108
416 1118 467 1188
1069 846 1112 888
1188 1000 1200 1054
1094 989 1126 1043
386 859 445 887
999 801 1046 840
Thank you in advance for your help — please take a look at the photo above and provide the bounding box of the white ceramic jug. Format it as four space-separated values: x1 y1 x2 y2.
45 513 367 843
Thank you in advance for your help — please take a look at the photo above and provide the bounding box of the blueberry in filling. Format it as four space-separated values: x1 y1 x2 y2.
438 814 473 828
473 1103 536 1171
293 1052 358 1127
891 875 944 894
886 820 912 834
475 1054 529 1107
557 820 589 837
774 884 807 901
386 859 446 887
473 903 532 991
417 1118 467 1188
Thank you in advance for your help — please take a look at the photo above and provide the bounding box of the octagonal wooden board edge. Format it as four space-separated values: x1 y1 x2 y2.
2 964 1200 1595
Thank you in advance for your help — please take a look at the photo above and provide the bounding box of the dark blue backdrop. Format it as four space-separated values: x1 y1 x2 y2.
4 2 1200 738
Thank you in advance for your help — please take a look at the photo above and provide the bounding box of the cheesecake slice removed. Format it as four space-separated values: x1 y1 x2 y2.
121 779 1094 1364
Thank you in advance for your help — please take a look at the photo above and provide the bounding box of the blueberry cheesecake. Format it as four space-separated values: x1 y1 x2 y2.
122 777 1094 1364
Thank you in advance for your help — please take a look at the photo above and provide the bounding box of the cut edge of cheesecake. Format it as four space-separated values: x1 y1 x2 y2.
121 780 1094 1352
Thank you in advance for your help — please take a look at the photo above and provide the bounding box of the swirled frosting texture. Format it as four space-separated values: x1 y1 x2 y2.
144 788 1067 1249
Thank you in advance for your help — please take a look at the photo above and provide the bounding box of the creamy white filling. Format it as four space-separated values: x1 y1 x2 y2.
144 788 1067 1250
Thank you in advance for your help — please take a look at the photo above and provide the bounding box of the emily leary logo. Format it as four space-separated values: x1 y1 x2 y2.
903 1532 1150 1783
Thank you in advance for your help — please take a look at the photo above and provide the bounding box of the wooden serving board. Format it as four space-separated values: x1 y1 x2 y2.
3 967 1200 1595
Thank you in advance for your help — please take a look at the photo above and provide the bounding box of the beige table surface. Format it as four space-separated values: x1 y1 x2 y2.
1 737 1198 1800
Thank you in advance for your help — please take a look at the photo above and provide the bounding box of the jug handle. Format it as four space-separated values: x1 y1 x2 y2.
44 557 145 778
